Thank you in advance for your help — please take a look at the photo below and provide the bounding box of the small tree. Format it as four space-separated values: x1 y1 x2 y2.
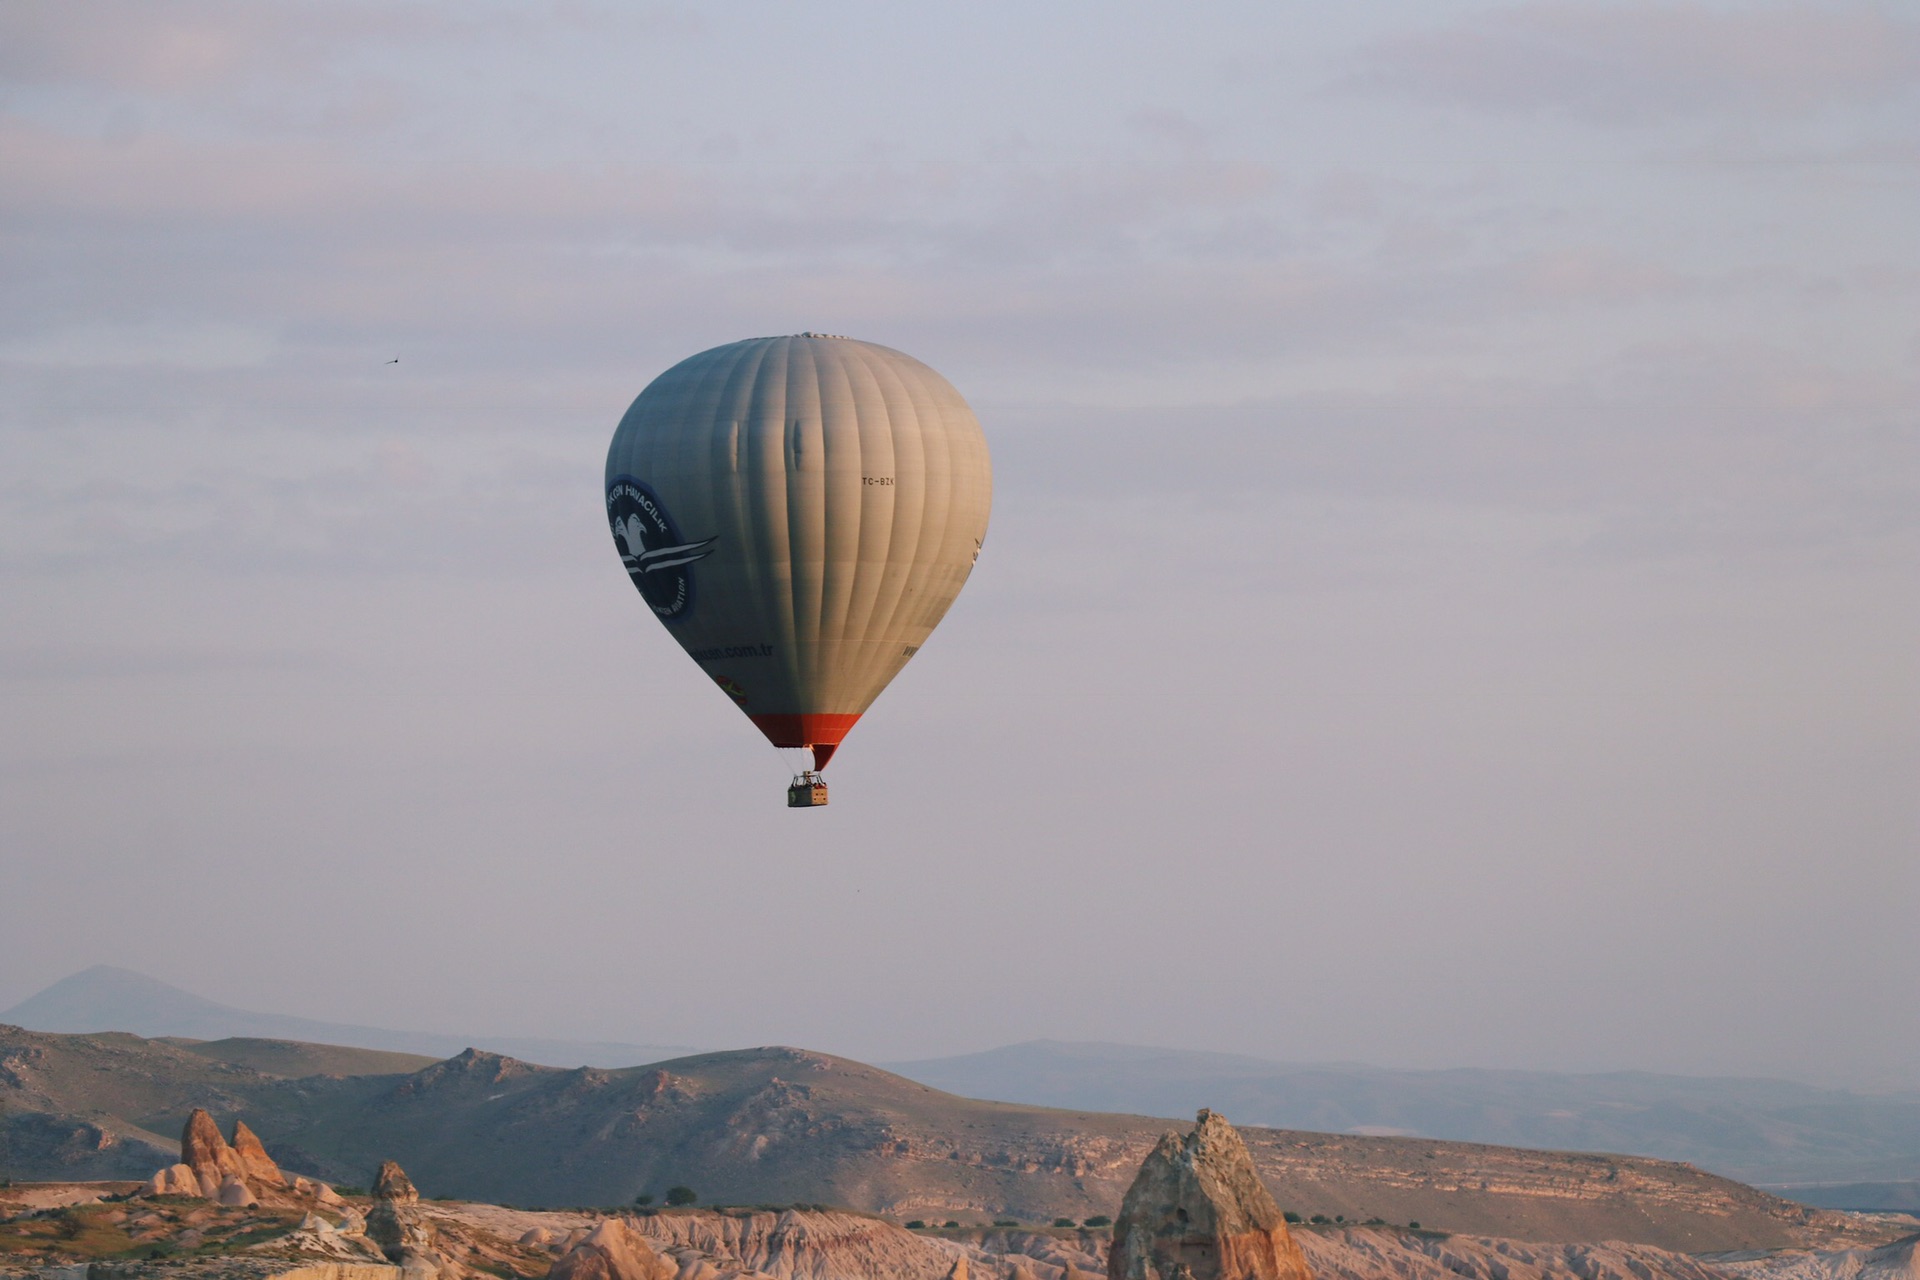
1052 1218 1075 1228
633 1194 653 1207
906 1220 927 1230
1083 1216 1111 1228
666 1186 697 1207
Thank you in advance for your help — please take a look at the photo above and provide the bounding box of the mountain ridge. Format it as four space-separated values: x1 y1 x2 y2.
882 1039 1920 1186
0 966 692 1070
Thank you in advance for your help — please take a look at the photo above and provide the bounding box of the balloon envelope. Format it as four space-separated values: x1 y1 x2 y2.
605 334 992 769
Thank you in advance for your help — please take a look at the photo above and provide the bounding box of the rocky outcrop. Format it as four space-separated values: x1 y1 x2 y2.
279 1211 396 1263
142 1109 300 1204
294 1175 347 1206
232 1121 288 1188
144 1162 200 1197
217 1175 258 1207
365 1159 446 1278
1292 1228 1731 1280
631 1208 978 1280
182 1108 251 1198
374 1160 420 1205
1110 1110 1312 1280
546 1219 676 1280
1717 1232 1920 1280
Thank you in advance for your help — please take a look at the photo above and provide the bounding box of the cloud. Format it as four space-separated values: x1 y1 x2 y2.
0 2 701 98
1346 2 1920 124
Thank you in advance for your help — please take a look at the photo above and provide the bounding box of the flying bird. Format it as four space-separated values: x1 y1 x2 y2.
385 357 399 364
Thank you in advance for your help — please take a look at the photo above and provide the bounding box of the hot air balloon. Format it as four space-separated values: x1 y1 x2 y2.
605 334 992 807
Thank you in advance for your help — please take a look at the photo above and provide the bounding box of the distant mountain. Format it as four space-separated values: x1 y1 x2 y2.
0 966 693 1069
0 1024 1892 1255
1767 1181 1920 1213
881 1040 1920 1188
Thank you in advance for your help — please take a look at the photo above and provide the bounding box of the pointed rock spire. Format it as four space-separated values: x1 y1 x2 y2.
1108 1109 1313 1280
231 1119 287 1187
374 1159 420 1204
181 1108 246 1199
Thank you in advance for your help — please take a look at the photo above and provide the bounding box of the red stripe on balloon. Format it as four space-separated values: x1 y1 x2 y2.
748 713 862 771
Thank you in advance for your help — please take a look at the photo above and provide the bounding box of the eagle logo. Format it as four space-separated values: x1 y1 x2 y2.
606 476 715 620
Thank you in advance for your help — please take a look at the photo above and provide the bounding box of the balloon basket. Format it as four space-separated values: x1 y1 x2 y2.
787 772 829 808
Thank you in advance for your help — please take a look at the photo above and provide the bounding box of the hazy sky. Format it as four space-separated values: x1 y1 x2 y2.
2 1 1915 1089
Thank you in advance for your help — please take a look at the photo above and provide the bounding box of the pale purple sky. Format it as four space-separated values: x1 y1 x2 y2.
1 1 1915 1087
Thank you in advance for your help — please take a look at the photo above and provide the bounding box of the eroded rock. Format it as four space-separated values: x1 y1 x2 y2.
1108 1109 1313 1280
144 1163 200 1197
366 1159 443 1277
181 1108 248 1198
216 1174 258 1207
293 1174 347 1206
231 1120 288 1187
546 1218 676 1280
374 1160 421 1205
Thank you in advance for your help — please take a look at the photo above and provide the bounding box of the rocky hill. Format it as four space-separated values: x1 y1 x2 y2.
162 1040 441 1080
0 1026 1900 1253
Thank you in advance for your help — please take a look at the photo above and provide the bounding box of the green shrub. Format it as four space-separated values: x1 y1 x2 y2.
1083 1216 1111 1228
1282 1211 1301 1224
1408 1222 1421 1230
666 1186 697 1207
1309 1214 1330 1224
992 1219 1017 1228
1052 1218 1075 1228
943 1221 959 1229
906 1220 926 1230
633 1194 653 1206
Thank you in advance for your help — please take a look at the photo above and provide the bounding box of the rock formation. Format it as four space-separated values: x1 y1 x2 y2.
143 1162 200 1197
215 1174 257 1206
232 1118 288 1187
546 1218 677 1280
141 1107 311 1203
294 1173 348 1206
366 1158 446 1278
181 1107 251 1198
375 1158 421 1204
1109 1109 1313 1280
631 1208 984 1280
